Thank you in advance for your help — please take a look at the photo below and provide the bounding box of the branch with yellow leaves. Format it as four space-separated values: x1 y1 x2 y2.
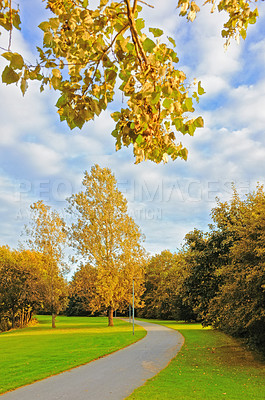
124 0 148 66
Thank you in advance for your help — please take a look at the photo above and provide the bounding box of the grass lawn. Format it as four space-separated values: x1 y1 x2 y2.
0 315 146 394
127 319 265 400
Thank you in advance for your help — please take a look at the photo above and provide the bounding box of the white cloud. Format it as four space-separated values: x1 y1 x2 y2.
249 39 265 64
20 142 63 175
198 74 229 96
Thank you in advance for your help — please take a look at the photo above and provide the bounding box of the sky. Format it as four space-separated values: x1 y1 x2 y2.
1 0 265 259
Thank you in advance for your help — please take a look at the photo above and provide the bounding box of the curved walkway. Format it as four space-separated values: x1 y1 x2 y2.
1 320 184 400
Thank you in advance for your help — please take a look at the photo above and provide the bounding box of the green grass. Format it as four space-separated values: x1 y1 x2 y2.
0 315 146 394
127 319 265 400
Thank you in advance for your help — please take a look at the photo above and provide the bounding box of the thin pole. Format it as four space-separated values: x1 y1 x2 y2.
129 304 131 323
132 278 135 335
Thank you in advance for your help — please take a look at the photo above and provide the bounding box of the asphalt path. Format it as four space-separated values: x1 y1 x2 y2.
1 319 184 400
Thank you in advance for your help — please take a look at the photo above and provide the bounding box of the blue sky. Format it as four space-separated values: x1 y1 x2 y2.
1 0 265 257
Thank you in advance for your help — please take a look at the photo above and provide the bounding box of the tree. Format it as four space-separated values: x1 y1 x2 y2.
67 164 146 326
0 246 45 331
181 228 227 323
207 186 265 346
68 263 100 316
177 185 265 349
24 201 69 328
0 0 259 163
138 250 195 321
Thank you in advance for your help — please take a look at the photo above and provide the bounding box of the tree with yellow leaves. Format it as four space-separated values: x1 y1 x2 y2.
0 0 260 163
0 246 46 331
67 164 146 326
24 201 69 328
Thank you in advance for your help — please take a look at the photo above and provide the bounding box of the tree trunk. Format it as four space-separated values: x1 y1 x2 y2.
28 309 33 324
108 307 114 326
20 308 24 328
11 308 16 329
52 313 57 328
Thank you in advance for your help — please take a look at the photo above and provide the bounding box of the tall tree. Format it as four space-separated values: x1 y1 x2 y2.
67 164 145 326
24 201 68 328
208 186 265 346
0 0 260 163
181 228 227 324
178 185 265 348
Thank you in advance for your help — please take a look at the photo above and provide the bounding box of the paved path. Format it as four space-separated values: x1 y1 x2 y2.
1 320 184 400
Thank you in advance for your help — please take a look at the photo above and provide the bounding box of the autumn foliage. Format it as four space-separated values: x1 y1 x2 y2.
1 177 265 350
67 165 146 326
0 247 56 330
143 185 265 349
0 0 260 163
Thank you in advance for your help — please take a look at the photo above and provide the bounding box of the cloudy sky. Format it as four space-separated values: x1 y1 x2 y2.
1 0 265 258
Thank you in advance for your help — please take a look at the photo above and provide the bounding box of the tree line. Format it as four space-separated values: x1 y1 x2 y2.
1 168 264 352
139 185 265 350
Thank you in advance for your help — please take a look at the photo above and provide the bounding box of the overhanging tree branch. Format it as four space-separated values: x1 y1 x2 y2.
124 0 148 66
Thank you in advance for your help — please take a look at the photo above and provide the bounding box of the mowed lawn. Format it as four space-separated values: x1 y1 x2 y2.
127 320 265 400
0 315 146 394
